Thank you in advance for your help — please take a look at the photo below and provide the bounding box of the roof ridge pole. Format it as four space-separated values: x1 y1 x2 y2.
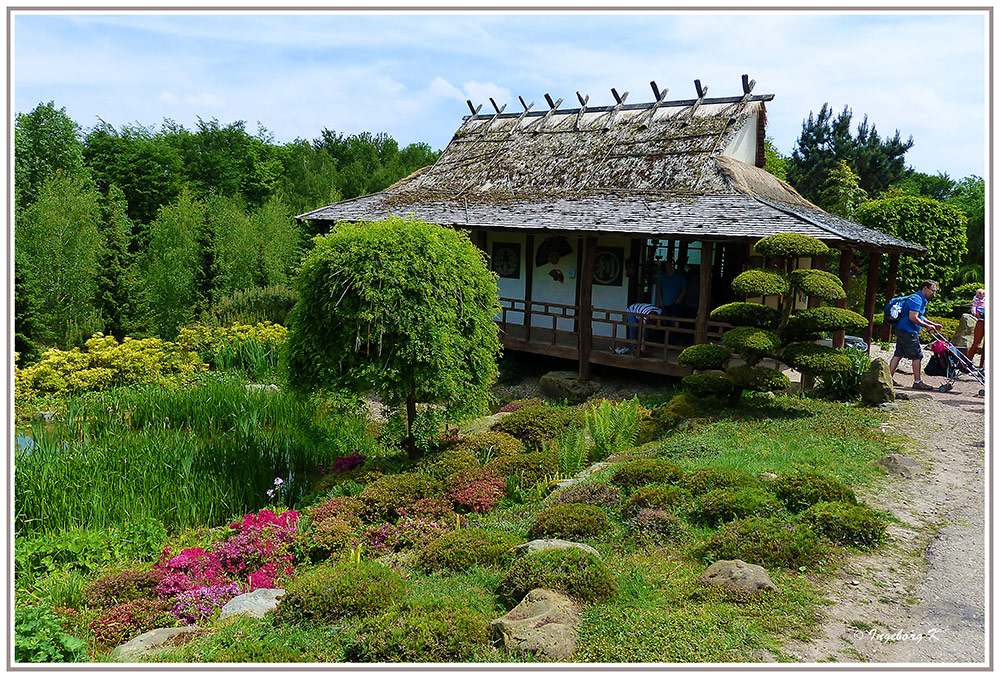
640 81 669 128
533 93 564 133
603 88 629 130
574 91 590 130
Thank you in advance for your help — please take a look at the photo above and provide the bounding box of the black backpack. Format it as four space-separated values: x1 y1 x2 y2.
883 296 909 326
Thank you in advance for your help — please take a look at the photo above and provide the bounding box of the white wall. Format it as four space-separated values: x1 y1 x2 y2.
531 236 577 332
487 232 527 324
722 111 758 165
590 235 631 338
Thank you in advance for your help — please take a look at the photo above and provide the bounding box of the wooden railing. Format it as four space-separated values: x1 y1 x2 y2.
497 298 579 347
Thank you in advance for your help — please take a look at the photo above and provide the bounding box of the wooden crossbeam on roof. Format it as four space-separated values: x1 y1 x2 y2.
513 95 535 131
685 79 708 120
640 81 670 128
575 91 590 130
533 93 563 132
604 88 629 129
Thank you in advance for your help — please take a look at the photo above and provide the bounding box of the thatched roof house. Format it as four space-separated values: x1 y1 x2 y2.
299 79 922 377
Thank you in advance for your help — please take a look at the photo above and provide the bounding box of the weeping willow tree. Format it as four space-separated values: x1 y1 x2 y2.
678 233 868 404
285 217 501 453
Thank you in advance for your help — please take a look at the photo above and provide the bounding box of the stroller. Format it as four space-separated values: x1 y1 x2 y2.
923 329 986 396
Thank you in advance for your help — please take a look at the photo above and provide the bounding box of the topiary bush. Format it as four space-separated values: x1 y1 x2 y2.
690 487 784 526
772 471 857 513
709 302 782 329
754 233 829 258
722 327 782 363
546 482 623 510
678 467 757 497
271 561 406 624
496 547 618 606
798 501 888 548
788 269 846 302
414 528 521 573
677 343 731 370
699 516 826 569
609 459 683 493
490 403 585 450
781 342 854 377
725 364 791 394
347 601 490 662
621 483 690 519
681 373 735 399
626 509 688 544
785 307 868 336
357 473 442 521
527 502 612 541
731 268 790 297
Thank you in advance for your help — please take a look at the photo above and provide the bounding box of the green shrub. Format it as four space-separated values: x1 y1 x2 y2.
306 518 357 561
455 431 526 464
15 529 119 582
490 403 585 450
83 569 161 608
690 487 783 526
709 302 781 329
781 342 854 376
547 482 623 509
659 393 701 421
818 347 873 401
307 496 365 527
722 327 782 362
788 269 846 302
358 473 442 521
205 284 298 327
754 233 829 258
528 503 612 541
700 516 826 569
609 459 683 493
347 601 490 662
725 364 791 393
485 450 559 487
14 605 88 663
682 373 734 399
677 343 731 370
798 501 888 548
678 467 757 497
89 598 179 650
497 547 618 606
272 561 406 624
419 448 480 482
621 483 690 518
731 268 789 297
919 316 960 344
414 528 521 573
626 509 688 544
772 472 857 513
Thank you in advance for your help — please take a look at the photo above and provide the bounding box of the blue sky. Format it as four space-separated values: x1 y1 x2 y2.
12 9 988 181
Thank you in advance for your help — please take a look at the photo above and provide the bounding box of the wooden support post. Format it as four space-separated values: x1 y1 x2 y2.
833 248 852 349
808 254 827 308
695 241 714 345
524 234 534 342
578 236 598 379
627 238 641 305
862 251 880 352
476 230 487 252
882 252 900 342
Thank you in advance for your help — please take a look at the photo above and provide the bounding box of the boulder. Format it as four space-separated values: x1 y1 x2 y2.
538 371 598 405
218 588 285 621
31 411 58 423
245 383 280 393
111 626 204 660
512 539 600 560
951 314 978 351
698 559 778 597
490 588 581 661
860 358 895 406
874 454 924 478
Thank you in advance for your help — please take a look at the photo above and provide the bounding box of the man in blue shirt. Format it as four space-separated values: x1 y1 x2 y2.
889 279 943 390
656 258 687 316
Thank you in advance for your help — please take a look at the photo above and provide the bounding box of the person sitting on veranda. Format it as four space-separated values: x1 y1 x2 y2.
618 302 661 354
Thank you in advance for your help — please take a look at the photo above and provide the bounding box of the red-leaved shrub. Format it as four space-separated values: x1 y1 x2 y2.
447 469 506 513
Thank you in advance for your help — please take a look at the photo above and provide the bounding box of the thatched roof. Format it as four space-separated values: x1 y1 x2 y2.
298 92 925 255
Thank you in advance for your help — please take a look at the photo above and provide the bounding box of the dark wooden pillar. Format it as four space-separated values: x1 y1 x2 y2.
627 238 642 305
881 252 900 341
476 230 487 252
862 251 880 352
808 254 827 308
694 241 714 344
524 234 534 341
578 236 598 379
833 248 852 349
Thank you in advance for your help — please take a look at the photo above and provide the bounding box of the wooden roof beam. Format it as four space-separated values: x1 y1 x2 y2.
640 81 670 128
604 88 629 130
533 93 564 133
686 79 708 120
575 91 590 130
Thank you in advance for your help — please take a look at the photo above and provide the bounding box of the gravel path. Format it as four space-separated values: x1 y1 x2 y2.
781 346 987 665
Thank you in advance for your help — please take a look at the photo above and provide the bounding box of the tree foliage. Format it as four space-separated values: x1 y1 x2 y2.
96 185 145 339
854 191 968 292
788 103 913 207
15 102 89 209
819 159 869 219
286 218 500 446
763 137 788 181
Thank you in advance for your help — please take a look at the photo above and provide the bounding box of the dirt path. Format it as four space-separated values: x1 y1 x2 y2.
781 347 987 664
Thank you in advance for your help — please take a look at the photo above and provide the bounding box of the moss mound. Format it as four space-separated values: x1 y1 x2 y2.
773 471 857 513
690 487 783 526
626 509 688 543
547 482 623 509
700 516 826 569
678 466 757 497
272 561 406 623
497 547 617 606
347 601 490 662
485 450 559 487
490 403 585 450
528 502 612 541
414 528 521 573
621 483 690 518
358 473 443 520
609 459 684 493
798 501 888 547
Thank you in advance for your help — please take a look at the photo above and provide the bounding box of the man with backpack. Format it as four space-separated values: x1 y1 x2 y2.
888 279 943 390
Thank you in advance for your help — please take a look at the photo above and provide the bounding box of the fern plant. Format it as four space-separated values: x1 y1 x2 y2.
587 398 641 461
547 427 590 479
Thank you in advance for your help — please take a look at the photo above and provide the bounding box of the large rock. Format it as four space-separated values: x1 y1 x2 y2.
111 626 204 660
951 313 978 350
698 559 778 597
860 358 895 406
538 371 598 405
874 454 924 478
491 588 581 661
218 588 285 620
512 539 601 560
